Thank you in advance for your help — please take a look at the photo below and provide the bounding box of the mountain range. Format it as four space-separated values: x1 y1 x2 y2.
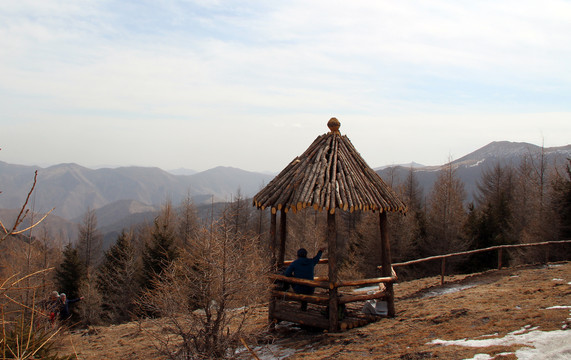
1 141 570 245
375 141 571 205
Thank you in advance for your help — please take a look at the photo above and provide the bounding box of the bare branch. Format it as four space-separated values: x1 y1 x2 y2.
11 208 55 236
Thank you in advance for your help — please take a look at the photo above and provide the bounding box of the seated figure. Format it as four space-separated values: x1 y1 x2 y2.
283 247 325 310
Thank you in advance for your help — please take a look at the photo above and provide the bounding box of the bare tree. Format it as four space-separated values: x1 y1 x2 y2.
177 193 200 248
424 161 469 257
0 168 63 359
77 208 103 275
138 219 268 359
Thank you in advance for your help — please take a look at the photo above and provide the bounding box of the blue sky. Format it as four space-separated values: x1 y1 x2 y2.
1 0 570 172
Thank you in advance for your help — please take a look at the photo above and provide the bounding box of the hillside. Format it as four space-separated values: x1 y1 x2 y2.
1 141 569 236
0 162 273 220
55 262 571 359
376 142 571 203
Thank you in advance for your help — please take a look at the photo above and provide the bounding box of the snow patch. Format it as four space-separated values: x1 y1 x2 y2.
546 306 571 310
469 159 485 168
465 352 515 360
422 283 478 298
352 285 381 294
430 328 571 360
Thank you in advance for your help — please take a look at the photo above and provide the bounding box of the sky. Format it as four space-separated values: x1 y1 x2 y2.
1 0 570 173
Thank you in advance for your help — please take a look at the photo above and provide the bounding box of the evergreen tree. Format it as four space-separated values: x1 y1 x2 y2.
96 230 139 323
141 201 178 290
467 163 516 270
54 244 86 322
473 163 516 247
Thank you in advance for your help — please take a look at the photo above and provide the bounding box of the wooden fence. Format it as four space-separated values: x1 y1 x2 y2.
390 240 571 285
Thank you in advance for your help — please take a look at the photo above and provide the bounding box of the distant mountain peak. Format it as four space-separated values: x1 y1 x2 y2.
168 168 198 176
375 162 425 171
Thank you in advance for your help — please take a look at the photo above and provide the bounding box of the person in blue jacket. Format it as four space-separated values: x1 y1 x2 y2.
58 293 84 322
283 247 325 310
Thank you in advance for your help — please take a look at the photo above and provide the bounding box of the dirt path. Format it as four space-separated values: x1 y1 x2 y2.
56 262 571 359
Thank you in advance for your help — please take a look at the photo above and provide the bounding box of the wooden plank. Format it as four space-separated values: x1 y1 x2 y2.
339 291 386 304
269 274 329 289
283 258 329 266
272 306 330 329
336 276 395 288
270 290 329 305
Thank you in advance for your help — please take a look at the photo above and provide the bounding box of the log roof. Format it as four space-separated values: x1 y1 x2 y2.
253 118 407 215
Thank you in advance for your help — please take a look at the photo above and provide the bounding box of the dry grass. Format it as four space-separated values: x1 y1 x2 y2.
55 262 570 359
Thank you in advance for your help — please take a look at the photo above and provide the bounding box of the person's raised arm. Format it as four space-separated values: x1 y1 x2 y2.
313 247 326 263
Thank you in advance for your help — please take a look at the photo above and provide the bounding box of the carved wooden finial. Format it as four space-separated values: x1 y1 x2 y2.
327 117 341 134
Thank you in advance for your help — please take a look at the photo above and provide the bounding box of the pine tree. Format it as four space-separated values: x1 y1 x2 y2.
467 163 516 270
96 231 139 323
473 163 516 248
141 201 178 290
54 244 86 322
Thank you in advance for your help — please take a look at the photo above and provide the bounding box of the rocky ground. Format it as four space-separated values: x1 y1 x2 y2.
55 262 571 359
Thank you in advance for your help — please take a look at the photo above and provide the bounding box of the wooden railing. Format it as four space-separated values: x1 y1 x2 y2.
268 271 397 306
390 239 571 285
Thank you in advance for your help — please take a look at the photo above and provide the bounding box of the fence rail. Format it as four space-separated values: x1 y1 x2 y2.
390 239 571 285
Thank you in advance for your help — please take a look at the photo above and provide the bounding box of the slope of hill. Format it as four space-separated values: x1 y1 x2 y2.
55 262 571 359
376 142 571 203
0 209 78 245
0 162 273 220
1 141 569 232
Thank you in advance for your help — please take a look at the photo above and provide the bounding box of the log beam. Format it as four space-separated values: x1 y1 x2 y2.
327 212 339 332
379 212 395 317
269 274 329 289
278 209 287 268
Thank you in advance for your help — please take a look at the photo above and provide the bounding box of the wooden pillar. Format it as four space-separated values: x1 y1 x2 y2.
379 211 395 317
270 212 277 270
327 212 339 332
440 258 446 285
497 248 503 270
278 210 287 268
269 211 277 325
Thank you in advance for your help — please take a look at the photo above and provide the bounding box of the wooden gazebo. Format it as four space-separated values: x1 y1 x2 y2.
253 118 407 332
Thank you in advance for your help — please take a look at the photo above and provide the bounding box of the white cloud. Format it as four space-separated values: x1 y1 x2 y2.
0 0 570 171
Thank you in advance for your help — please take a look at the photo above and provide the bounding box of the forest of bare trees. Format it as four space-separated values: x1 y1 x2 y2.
1 155 570 358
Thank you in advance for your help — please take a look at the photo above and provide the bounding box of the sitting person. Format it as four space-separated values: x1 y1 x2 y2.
283 247 325 310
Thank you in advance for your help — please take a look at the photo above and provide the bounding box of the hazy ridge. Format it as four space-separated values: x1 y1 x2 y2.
1 141 570 245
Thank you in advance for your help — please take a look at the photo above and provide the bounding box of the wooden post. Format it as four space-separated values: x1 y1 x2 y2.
498 248 503 269
278 210 287 268
269 212 277 326
440 258 446 285
270 212 277 270
379 212 395 317
327 212 339 332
